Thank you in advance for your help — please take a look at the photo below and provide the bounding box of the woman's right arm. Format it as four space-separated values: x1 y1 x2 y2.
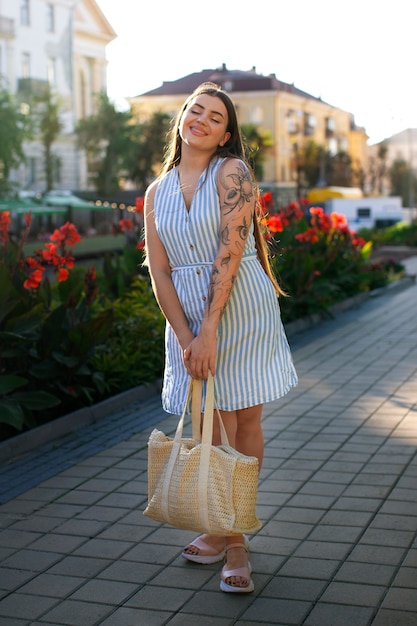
144 181 194 352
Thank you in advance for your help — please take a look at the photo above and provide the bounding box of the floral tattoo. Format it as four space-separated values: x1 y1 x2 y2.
221 164 254 215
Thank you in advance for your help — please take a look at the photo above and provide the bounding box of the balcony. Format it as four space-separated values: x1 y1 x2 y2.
18 78 50 99
0 16 15 38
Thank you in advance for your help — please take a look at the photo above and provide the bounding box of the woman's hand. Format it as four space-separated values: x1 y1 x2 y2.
183 331 217 379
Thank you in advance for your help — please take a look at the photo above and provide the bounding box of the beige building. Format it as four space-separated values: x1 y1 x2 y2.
0 0 115 191
128 64 369 188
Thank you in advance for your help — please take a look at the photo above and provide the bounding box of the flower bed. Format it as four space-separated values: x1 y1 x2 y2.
0 196 405 441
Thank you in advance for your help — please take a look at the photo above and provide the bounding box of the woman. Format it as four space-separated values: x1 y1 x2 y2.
144 82 297 593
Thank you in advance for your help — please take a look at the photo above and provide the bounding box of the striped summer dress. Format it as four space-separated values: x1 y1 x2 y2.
153 157 298 414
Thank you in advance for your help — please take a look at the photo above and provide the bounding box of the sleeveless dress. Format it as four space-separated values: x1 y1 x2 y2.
153 157 298 414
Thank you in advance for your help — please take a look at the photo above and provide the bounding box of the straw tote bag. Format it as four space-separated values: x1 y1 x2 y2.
144 373 262 535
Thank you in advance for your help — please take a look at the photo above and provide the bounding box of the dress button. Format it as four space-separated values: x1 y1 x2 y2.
189 244 194 250
202 296 206 301
196 269 201 275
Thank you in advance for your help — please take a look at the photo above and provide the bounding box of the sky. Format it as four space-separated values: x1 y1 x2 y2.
95 0 416 145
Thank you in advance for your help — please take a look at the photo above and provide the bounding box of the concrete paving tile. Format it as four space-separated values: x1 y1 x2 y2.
1 549 63 572
17 573 85 597
246 535 301 558
54 490 105 506
94 492 144 509
303 603 374 626
293 540 352 561
178 588 253 618
282 493 336 511
0 567 36 591
260 520 314 540
53 518 109 537
380 500 417 516
348 544 407 566
126 584 193 611
0 592 59 620
334 561 395 586
320 580 386 606
97 560 163 584
331 496 383 512
169 615 233 626
97 522 152 543
151 564 216 589
121 542 180 565
47 554 111 577
72 537 134 560
360 528 415 548
381 587 417 612
38 598 114 625
38 503 87 518
298 482 346 497
402 549 417 567
372 608 417 625
307 524 362 544
241 597 311 625
26 533 87 554
0 529 41 549
69 578 138 604
262 576 327 601
98 606 173 625
75 504 129 523
320 509 373 527
391 566 417 589
370 514 417 532
8 516 62 534
274 507 326 524
278 557 340 580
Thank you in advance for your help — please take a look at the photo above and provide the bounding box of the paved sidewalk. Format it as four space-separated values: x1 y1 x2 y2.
0 260 416 626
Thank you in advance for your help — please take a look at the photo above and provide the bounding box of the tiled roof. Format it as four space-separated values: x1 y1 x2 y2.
140 64 323 102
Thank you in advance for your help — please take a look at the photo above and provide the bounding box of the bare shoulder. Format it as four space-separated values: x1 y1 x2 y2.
145 178 159 203
218 157 250 180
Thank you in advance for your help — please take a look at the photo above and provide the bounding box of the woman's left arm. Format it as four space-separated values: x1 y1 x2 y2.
184 158 256 379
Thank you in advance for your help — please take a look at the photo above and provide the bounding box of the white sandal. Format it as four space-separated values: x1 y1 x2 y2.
220 542 254 593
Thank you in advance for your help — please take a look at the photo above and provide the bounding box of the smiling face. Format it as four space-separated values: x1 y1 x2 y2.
179 93 231 154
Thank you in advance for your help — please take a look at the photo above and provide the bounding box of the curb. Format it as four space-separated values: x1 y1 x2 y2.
1 274 415 466
0 379 162 465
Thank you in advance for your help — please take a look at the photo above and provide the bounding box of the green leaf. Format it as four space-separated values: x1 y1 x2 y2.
0 375 28 395
11 390 61 410
0 400 26 429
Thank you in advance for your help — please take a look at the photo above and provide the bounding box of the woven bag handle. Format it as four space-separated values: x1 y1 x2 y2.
160 373 229 530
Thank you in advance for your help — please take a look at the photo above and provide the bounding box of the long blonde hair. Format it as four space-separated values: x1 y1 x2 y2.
159 82 283 297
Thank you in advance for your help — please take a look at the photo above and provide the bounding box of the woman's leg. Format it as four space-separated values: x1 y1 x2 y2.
183 404 263 584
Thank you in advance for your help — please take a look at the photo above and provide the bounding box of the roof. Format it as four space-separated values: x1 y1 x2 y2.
140 64 323 103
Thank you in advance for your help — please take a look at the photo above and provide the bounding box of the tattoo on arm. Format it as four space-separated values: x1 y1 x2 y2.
220 164 254 215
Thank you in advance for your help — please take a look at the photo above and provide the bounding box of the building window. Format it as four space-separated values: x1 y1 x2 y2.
22 52 31 78
46 3 55 32
26 157 36 186
47 57 56 85
304 113 316 136
250 105 263 125
21 0 30 26
325 117 335 138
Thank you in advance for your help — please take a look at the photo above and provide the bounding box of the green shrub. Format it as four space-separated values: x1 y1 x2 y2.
91 276 165 393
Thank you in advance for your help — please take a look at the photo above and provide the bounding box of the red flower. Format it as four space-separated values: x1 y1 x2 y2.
135 197 144 213
259 191 274 213
119 218 134 232
23 257 45 289
266 214 284 233
0 211 11 243
57 268 69 282
137 240 145 250
50 222 81 247
295 228 319 244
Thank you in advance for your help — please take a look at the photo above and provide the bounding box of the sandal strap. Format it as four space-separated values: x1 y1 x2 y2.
225 542 249 553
